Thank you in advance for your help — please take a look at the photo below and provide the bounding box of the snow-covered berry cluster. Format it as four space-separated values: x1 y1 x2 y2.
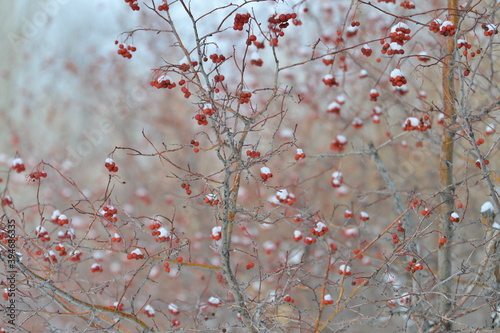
361 44 372 57
330 135 348 151
369 89 379 101
402 117 431 131
322 74 339 87
127 248 145 260
204 193 219 206
439 21 456 36
294 148 306 160
101 205 118 223
150 75 177 89
105 158 119 172
260 167 273 181
331 171 343 187
12 158 25 173
275 189 296 205
35 226 50 242
400 1 415 9
482 23 498 36
389 69 407 87
211 226 222 240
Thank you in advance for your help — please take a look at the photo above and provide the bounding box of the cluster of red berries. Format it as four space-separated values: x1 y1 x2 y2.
390 23 411 45
417 52 430 62
428 19 442 33
28 171 47 181
294 148 306 160
351 117 364 129
214 74 225 83
190 140 200 153
246 262 255 269
322 55 334 66
91 263 103 273
105 158 119 172
331 171 343 188
482 23 499 36
330 135 348 151
110 302 124 311
53 214 69 226
158 2 169 11
400 1 415 9
268 12 297 36
389 73 407 87
475 158 490 169
115 42 136 59
150 75 177 89
149 219 162 232
163 262 171 273
202 104 215 116
181 86 191 98
439 21 456 36
181 182 192 195
276 191 296 205
102 205 118 223
44 251 58 263
246 34 257 45
310 222 328 236
204 194 219 206
246 150 261 158
361 45 372 57
303 237 317 245
421 207 432 218
55 244 67 256
353 249 363 259
322 74 339 87
371 106 382 123
1 196 12 207
260 167 273 182
391 234 400 244
250 57 263 67
405 258 423 273
194 113 208 125
11 158 25 173
211 226 222 241
283 295 295 303
58 229 75 240
127 249 145 260
403 117 431 131
233 13 251 31
209 53 226 63
327 101 341 114
359 212 370 221
69 250 82 262
179 59 199 72
381 42 404 55
111 233 122 242
369 89 380 101
239 91 252 104
124 0 139 11
35 226 50 242
449 212 460 223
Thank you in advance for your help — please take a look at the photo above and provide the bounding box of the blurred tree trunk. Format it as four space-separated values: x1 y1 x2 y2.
439 0 459 330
